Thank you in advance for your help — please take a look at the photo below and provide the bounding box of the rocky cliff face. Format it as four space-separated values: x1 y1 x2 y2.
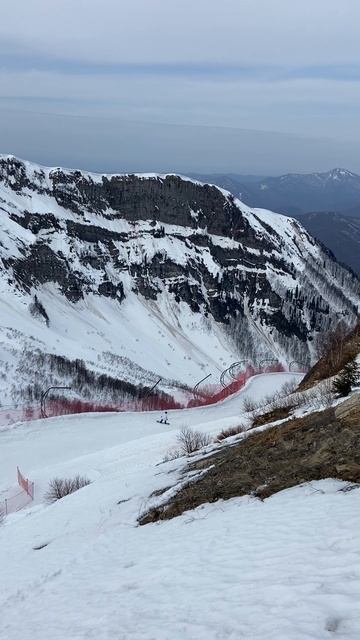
0 155 359 404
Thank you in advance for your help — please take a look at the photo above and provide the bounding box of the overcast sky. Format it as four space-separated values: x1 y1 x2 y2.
1 0 360 174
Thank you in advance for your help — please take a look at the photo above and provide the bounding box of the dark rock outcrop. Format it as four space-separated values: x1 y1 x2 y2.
1 156 359 364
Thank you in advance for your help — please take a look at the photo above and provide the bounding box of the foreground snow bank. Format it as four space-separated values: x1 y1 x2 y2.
1 373 359 639
1 479 359 639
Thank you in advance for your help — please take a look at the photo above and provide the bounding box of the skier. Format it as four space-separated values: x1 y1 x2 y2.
158 411 169 425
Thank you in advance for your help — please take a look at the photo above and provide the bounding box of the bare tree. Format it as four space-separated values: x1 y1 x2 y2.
315 321 348 368
177 427 211 455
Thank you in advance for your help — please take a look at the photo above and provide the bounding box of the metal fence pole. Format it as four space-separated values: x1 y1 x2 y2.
40 386 72 418
193 373 212 397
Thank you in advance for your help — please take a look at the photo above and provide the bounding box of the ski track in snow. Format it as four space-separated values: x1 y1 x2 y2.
0 373 300 493
1 372 360 639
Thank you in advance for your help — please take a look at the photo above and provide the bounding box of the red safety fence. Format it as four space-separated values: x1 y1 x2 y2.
1 467 34 516
0 362 306 426
17 466 34 499
45 396 183 416
187 363 286 408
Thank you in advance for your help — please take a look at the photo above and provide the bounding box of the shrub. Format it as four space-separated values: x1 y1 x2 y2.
177 427 211 455
279 379 298 396
313 379 334 408
332 358 360 397
44 475 91 504
216 425 245 441
162 447 182 462
242 397 260 413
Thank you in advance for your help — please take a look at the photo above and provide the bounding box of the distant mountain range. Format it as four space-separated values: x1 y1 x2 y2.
190 169 360 275
298 212 360 277
190 168 360 216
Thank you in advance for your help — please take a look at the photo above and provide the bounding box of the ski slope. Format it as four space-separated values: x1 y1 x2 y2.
1 371 360 640
0 372 300 497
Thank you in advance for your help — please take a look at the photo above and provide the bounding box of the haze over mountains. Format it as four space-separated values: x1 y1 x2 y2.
299 212 360 277
190 168 360 216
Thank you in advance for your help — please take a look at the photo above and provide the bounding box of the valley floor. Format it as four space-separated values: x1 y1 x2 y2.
0 372 359 640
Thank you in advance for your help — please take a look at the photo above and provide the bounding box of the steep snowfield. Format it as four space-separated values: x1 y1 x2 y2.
1 373 359 639
0 281 235 402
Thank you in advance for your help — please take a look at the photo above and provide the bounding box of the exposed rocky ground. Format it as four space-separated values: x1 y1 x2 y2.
140 393 360 524
299 321 360 390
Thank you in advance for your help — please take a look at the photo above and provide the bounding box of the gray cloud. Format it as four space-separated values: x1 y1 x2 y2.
0 0 359 173
1 0 360 66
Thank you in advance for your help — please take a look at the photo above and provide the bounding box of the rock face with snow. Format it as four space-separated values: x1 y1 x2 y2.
0 155 359 405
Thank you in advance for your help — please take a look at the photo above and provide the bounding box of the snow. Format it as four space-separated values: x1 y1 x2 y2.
3 480 360 640
0 153 206 189
0 372 301 492
0 374 359 639
0 281 240 404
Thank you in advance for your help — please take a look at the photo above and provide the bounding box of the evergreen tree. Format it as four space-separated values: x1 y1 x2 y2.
332 358 360 397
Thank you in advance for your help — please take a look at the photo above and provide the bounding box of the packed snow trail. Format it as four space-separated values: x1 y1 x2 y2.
0 372 301 495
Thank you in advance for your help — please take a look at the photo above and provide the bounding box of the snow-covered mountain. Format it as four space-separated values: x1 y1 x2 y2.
0 155 359 406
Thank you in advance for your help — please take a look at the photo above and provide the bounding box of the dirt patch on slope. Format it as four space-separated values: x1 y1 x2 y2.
298 322 360 391
251 404 294 428
139 394 360 524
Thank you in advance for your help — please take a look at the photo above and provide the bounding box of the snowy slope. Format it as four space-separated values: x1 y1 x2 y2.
1 372 359 639
0 372 301 493
0 155 359 407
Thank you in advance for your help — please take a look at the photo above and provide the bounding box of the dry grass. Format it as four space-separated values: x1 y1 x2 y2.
251 379 335 428
251 404 294 428
216 425 246 441
299 321 360 391
139 394 360 524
